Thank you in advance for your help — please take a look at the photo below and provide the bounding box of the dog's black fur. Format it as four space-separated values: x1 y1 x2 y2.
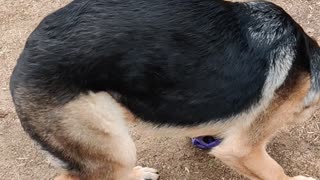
10 0 320 177
11 0 318 126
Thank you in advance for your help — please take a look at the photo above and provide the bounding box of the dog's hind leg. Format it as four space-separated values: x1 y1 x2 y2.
14 90 159 180
210 74 317 180
53 92 159 180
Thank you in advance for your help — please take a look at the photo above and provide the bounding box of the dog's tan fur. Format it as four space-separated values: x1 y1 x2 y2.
46 92 160 180
210 71 318 180
55 92 137 179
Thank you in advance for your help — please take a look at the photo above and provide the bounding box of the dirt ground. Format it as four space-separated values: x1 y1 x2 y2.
0 0 319 179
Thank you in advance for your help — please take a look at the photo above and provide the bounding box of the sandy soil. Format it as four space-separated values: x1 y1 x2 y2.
0 0 319 179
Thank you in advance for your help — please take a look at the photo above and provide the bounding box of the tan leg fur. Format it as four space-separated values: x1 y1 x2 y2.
210 73 318 180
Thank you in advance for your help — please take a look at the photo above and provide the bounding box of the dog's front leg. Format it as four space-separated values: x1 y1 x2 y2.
209 135 315 180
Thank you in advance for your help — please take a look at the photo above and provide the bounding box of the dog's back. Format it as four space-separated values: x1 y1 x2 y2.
10 0 320 179
11 0 317 124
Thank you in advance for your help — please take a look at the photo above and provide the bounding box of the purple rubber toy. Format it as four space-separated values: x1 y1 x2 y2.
192 136 221 150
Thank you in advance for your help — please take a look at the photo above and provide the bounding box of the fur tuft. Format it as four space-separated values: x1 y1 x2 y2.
304 40 320 107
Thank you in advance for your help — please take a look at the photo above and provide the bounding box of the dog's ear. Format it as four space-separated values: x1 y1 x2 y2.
304 40 320 107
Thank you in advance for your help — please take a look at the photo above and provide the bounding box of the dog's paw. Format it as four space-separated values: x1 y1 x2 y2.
291 175 316 180
54 174 79 180
129 166 159 180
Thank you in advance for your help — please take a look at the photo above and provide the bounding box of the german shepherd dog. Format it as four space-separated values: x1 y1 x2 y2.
10 0 320 179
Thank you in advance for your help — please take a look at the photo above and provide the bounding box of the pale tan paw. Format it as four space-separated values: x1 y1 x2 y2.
54 174 79 180
291 175 317 180
129 166 159 180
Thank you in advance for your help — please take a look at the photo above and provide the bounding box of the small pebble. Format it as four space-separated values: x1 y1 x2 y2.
0 110 8 118
306 27 315 33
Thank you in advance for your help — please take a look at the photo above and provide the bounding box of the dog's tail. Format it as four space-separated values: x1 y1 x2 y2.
304 37 320 107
